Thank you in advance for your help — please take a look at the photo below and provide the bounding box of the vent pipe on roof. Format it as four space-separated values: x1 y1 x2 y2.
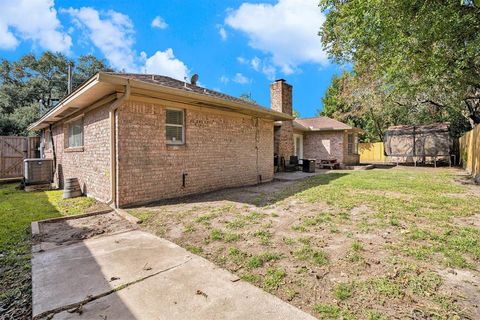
191 74 199 86
67 63 73 94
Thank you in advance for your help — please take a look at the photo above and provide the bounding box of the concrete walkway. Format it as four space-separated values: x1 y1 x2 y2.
32 230 316 320
274 170 328 181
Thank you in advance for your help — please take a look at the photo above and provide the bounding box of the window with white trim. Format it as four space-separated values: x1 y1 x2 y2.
166 109 185 144
67 118 84 148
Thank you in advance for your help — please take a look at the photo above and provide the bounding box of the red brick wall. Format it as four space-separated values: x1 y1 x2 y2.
116 100 274 207
271 80 293 160
44 105 111 202
303 131 345 164
303 131 359 165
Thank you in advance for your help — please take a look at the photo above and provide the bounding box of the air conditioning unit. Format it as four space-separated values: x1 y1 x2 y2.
24 159 53 185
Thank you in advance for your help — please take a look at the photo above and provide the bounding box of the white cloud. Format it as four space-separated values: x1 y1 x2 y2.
233 73 251 84
0 0 71 51
142 49 189 81
236 56 277 80
261 63 277 81
151 16 168 29
64 7 136 71
220 75 229 84
225 0 328 74
250 57 261 71
64 7 189 80
217 25 227 41
237 56 247 64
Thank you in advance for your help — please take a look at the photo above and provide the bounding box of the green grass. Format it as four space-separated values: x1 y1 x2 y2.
293 245 329 266
185 245 203 254
0 183 100 318
128 167 477 318
241 272 261 284
351 240 364 252
288 168 480 269
195 213 216 224
334 282 354 300
224 232 241 242
246 251 282 269
227 218 246 229
313 304 354 320
263 267 286 291
254 229 273 245
209 229 223 241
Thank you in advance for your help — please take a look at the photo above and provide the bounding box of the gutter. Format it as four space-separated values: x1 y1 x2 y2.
107 80 131 208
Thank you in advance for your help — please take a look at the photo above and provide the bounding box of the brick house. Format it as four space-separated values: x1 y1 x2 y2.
28 72 291 207
271 79 362 166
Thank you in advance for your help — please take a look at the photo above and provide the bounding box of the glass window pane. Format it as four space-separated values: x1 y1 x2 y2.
166 109 183 125
166 125 183 143
68 119 83 147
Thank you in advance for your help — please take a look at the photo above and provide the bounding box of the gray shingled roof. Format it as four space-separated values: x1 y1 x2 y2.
294 117 354 131
107 72 263 108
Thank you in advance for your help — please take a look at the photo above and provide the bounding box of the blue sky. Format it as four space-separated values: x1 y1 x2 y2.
0 0 344 117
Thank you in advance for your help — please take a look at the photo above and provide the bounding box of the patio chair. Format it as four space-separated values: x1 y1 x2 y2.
285 156 302 172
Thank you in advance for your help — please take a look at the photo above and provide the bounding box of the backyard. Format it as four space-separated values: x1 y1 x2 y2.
129 167 480 319
0 183 107 319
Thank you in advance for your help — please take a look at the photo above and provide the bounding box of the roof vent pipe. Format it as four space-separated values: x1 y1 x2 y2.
191 74 199 86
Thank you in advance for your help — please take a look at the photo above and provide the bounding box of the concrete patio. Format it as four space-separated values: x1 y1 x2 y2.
32 225 316 319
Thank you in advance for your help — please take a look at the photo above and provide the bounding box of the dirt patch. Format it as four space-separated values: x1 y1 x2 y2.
129 168 480 319
36 212 135 249
437 268 480 319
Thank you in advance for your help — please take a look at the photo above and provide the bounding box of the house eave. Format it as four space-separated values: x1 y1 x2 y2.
99 73 293 121
28 73 292 131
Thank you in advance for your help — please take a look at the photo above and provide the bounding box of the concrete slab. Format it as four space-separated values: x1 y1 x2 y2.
274 170 328 181
33 230 316 320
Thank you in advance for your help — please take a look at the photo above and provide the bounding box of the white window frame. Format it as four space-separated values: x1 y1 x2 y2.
165 108 185 145
65 116 84 149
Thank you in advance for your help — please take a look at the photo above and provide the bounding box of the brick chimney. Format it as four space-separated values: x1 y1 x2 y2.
270 79 294 163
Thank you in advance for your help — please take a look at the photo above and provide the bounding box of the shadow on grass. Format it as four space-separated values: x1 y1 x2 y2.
0 183 135 319
137 172 351 209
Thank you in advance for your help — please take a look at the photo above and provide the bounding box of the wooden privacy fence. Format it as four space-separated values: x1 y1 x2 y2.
0 136 40 179
359 142 386 163
459 125 480 177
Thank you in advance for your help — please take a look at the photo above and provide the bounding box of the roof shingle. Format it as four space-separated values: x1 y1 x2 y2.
106 72 263 108
294 117 354 131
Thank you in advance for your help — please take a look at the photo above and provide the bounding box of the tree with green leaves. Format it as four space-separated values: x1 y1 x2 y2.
319 0 480 138
0 52 112 136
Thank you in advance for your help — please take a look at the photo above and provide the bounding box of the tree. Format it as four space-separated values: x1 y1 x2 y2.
319 0 480 134
292 109 301 118
0 52 112 136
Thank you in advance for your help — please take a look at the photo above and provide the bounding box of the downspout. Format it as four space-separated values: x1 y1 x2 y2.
107 80 131 208
49 124 57 179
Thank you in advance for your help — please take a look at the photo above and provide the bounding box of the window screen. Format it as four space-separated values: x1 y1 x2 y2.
166 109 184 144
68 118 83 148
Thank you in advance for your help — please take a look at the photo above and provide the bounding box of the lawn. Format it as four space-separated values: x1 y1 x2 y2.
129 167 480 319
0 183 102 319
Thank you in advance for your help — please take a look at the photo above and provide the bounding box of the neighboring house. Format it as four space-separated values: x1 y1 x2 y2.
28 73 291 207
271 79 362 166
